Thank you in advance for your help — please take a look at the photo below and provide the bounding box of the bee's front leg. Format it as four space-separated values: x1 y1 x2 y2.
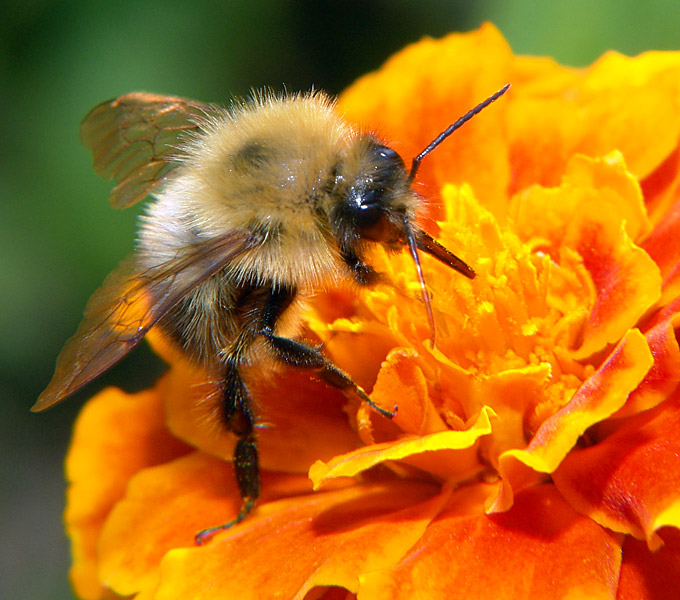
260 287 396 418
195 361 260 545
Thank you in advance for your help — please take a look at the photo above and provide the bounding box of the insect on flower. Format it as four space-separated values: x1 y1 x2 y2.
33 84 510 544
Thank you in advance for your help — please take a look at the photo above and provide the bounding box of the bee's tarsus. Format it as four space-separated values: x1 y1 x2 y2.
194 496 257 546
317 363 397 419
367 397 398 419
216 363 261 542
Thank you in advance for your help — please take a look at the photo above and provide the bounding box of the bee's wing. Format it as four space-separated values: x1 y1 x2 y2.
33 230 252 412
81 93 222 209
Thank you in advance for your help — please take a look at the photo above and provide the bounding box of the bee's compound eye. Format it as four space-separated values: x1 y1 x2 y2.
355 188 383 228
336 142 408 244
354 188 398 243
372 146 402 165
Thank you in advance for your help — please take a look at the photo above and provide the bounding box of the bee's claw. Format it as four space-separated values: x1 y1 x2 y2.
362 393 397 419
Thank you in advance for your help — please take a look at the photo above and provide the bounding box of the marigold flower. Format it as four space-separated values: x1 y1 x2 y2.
65 23 680 599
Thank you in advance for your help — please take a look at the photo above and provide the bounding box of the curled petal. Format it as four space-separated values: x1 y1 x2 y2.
565 207 661 359
554 390 680 549
513 153 651 247
619 314 680 417
492 329 653 511
309 407 494 489
370 348 449 437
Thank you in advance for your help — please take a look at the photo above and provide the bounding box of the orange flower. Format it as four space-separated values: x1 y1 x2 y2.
66 24 680 599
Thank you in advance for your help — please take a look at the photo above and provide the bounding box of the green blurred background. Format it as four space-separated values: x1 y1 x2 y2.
3 1 680 598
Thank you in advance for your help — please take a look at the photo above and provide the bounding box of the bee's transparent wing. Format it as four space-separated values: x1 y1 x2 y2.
81 93 222 208
33 231 252 411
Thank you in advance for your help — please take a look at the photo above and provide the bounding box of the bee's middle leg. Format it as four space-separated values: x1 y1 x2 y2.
260 286 395 418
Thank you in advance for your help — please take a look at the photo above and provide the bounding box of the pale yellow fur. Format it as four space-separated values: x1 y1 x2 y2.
139 92 363 290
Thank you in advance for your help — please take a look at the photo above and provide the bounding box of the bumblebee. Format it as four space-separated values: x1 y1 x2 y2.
34 84 509 543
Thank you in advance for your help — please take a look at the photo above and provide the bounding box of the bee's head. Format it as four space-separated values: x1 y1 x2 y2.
327 134 474 344
329 137 416 257
326 136 441 336
326 84 509 344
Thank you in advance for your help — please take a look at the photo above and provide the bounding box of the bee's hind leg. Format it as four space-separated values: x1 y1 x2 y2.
260 286 396 419
195 361 260 545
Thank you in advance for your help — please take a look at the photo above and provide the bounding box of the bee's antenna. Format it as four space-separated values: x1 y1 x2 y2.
403 85 509 344
404 217 437 346
408 83 511 182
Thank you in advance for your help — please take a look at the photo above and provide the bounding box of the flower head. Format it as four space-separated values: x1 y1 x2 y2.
66 24 680 599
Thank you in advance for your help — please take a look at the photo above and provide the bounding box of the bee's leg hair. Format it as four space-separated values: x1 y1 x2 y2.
195 361 260 545
340 248 381 286
260 286 395 418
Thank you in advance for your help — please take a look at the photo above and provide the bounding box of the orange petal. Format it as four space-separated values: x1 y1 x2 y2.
493 329 653 511
151 480 447 600
583 51 680 179
370 348 449 437
65 379 189 600
97 452 314 597
253 371 364 473
617 529 680 600
657 266 680 312
309 406 494 488
643 198 680 278
509 50 680 194
554 390 680 549
339 23 512 216
476 363 554 457
360 484 623 600
565 205 661 359
619 315 680 417
513 152 650 248
165 367 361 474
641 144 680 225
306 316 402 392
643 197 680 306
